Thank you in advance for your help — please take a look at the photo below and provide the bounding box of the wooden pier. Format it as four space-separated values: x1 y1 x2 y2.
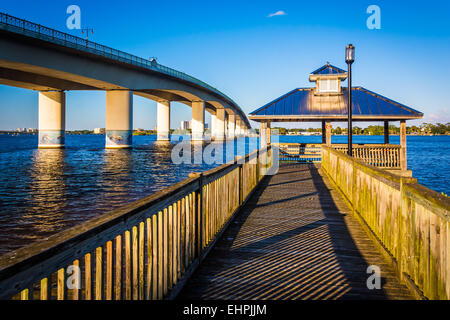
0 145 448 300
179 163 413 300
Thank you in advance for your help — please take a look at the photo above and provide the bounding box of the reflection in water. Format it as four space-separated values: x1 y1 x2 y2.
0 135 258 254
0 148 68 251
26 149 67 234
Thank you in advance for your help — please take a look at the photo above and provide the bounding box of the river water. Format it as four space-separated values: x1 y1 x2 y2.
0 134 448 254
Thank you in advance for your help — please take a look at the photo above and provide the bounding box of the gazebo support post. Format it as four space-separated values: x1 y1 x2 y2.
266 121 271 145
400 120 407 170
326 122 332 146
384 121 389 144
322 121 326 144
260 121 267 148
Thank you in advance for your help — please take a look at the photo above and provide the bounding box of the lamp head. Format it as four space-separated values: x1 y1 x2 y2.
345 44 355 64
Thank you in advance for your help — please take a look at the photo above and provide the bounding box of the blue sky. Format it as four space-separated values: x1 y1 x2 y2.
0 0 449 130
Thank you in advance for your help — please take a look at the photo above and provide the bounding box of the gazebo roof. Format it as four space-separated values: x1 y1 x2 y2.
249 86 424 122
310 63 347 75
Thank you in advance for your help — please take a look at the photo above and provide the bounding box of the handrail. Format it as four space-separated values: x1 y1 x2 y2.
0 146 273 300
0 12 248 125
322 145 449 300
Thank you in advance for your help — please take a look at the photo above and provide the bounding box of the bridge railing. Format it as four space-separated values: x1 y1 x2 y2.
322 145 449 300
0 147 273 300
0 12 241 116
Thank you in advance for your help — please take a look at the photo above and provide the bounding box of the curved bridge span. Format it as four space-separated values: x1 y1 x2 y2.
0 12 250 148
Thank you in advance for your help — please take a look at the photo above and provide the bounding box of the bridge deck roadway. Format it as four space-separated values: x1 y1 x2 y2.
179 163 413 300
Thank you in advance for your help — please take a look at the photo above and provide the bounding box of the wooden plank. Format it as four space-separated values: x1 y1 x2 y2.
95 247 102 300
181 197 186 271
40 277 50 300
105 241 112 300
172 202 178 286
20 288 29 300
157 211 163 299
115 235 122 300
177 200 181 281
84 253 92 300
139 222 145 300
132 226 138 300
72 259 80 300
57 268 65 300
145 218 152 300
168 205 173 290
163 208 168 296
124 230 131 300
152 214 158 299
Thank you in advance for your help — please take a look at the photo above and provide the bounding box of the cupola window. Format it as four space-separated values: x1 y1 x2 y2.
318 79 339 93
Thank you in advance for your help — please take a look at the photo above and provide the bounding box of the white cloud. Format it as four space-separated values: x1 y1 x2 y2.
267 10 287 18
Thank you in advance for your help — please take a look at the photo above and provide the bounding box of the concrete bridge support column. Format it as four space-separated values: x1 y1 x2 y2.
235 120 241 138
157 100 170 141
210 114 217 140
227 114 236 139
105 90 133 148
38 91 65 148
215 109 226 141
192 101 205 141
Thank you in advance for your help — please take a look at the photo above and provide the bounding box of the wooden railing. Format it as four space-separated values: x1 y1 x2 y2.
0 147 273 300
322 146 449 300
274 143 322 163
275 143 401 169
332 144 401 169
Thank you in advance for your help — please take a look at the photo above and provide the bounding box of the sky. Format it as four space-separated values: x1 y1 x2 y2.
0 0 449 130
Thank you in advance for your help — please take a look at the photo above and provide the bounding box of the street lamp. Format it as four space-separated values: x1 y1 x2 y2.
345 44 355 156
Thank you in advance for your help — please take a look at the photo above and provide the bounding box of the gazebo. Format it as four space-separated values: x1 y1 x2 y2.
249 63 423 172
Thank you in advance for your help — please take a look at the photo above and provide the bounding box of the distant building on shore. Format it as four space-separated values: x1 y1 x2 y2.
180 121 191 130
93 128 105 134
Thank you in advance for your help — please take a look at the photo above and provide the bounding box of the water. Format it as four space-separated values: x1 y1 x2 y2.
0 134 257 254
0 134 448 254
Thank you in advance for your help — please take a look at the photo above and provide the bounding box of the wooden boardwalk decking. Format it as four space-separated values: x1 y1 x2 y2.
179 163 413 300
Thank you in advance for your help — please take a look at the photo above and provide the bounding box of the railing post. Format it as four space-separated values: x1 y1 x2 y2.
238 163 243 205
198 173 204 260
400 120 407 171
256 149 260 181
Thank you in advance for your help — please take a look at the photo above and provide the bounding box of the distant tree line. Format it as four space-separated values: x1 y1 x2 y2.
273 123 450 135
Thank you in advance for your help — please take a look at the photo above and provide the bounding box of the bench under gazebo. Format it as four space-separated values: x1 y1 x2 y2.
249 63 423 174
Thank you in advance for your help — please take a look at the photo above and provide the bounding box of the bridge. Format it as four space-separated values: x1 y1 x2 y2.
0 13 251 148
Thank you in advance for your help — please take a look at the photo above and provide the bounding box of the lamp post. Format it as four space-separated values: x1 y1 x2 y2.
345 44 355 156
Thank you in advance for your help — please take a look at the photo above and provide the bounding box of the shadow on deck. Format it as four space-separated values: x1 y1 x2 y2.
178 164 412 300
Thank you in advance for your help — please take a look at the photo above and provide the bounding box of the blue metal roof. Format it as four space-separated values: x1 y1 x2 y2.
249 87 423 121
311 63 347 75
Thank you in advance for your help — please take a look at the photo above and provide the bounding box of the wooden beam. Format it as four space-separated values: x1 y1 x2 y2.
400 120 407 170
384 121 389 144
